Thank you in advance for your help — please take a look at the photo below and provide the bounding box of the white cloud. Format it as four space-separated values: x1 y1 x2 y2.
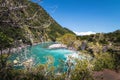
74 31 96 36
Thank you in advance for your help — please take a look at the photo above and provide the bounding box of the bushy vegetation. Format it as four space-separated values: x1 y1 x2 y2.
93 53 115 71
77 30 120 71
0 50 119 80
71 60 94 80
0 0 120 80
0 55 91 80
47 23 75 41
57 33 76 46
0 0 74 46
0 32 13 49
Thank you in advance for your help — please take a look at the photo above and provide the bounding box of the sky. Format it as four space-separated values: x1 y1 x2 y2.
32 0 120 35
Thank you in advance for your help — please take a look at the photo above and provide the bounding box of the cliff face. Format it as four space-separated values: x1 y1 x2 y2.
0 0 74 45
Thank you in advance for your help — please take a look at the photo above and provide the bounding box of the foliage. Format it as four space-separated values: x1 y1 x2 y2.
0 0 74 45
0 0 120 79
57 33 76 46
0 32 13 49
47 23 75 41
77 30 120 45
93 53 115 71
0 52 118 80
110 51 120 71
71 60 94 80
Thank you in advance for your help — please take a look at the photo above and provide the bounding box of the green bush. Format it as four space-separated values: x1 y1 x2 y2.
93 53 115 71
71 60 94 80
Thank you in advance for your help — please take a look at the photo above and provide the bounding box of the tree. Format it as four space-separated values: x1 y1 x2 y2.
71 60 94 80
0 0 50 44
93 53 115 71
0 32 13 68
57 33 76 47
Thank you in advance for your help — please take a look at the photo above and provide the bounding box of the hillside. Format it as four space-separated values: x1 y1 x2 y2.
77 30 120 45
0 0 74 47
77 30 120 52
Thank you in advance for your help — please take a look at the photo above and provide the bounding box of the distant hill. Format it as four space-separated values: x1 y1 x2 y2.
77 30 120 44
77 30 120 53
0 0 74 45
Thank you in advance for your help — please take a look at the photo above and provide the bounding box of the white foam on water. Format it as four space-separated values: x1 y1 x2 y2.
65 51 87 61
65 51 79 61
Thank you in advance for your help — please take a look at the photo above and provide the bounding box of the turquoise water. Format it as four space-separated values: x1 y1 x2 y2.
9 42 77 69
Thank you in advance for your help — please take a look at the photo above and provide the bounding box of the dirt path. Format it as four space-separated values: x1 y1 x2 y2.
93 69 120 80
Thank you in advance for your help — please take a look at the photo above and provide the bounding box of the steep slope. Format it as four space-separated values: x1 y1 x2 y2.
0 0 74 46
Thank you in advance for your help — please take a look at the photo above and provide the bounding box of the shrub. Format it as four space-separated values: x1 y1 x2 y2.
93 53 115 71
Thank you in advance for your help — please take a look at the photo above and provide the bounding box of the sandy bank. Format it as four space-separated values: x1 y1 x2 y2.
48 44 67 49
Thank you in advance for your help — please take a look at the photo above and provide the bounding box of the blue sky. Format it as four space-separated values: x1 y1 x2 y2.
32 0 120 34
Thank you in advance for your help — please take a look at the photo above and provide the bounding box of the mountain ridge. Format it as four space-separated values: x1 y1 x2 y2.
0 0 75 46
